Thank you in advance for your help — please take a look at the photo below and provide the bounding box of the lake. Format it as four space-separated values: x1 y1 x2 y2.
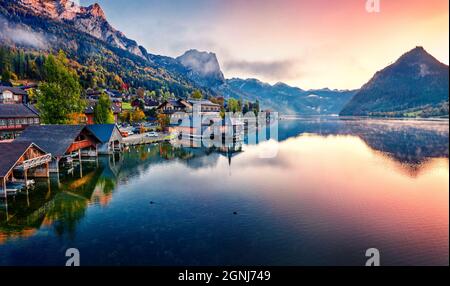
0 117 448 266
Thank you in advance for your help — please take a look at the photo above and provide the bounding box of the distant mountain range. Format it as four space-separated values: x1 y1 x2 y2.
0 0 448 117
216 78 357 114
341 47 449 117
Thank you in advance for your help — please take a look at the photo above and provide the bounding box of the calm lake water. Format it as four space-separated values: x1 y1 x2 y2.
0 117 448 266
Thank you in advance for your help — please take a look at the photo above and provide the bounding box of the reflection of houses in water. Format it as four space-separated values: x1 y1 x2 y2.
169 115 244 148
0 153 122 244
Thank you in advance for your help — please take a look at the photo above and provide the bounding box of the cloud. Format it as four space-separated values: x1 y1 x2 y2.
0 16 48 49
223 59 300 80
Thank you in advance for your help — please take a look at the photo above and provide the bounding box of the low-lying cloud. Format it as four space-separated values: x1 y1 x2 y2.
223 59 300 80
0 16 48 49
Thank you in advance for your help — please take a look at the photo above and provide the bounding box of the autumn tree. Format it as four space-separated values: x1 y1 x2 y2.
132 108 146 123
157 113 170 131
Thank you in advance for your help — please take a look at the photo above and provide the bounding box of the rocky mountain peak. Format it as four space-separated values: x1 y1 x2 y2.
177 49 225 87
15 0 146 59
86 3 106 19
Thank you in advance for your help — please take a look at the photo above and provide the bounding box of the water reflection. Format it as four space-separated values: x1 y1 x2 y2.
0 156 121 243
276 117 449 173
0 118 448 265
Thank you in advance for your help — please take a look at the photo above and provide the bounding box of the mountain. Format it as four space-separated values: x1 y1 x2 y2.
14 0 147 59
340 47 449 117
217 78 357 114
176 49 225 87
0 0 216 97
0 0 360 114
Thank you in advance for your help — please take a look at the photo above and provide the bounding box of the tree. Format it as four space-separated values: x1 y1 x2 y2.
119 110 132 123
157 113 170 131
132 108 146 123
37 52 85 124
227 98 240 113
1 69 11 84
137 87 145 98
94 93 115 124
191 90 203 100
67 113 87 124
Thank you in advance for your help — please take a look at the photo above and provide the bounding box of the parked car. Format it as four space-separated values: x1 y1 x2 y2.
145 132 159 137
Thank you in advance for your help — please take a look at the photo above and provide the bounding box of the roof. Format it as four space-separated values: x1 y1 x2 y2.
86 124 121 143
0 141 46 178
188 100 220 107
0 86 28 96
15 125 90 158
145 99 160 107
158 99 192 110
0 104 40 118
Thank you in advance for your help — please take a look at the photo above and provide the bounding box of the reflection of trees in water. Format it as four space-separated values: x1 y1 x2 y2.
0 157 121 243
278 118 449 165
349 123 448 164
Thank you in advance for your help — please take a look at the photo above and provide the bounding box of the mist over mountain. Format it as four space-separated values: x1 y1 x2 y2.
341 47 449 117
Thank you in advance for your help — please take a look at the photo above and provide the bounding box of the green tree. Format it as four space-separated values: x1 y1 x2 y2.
37 52 85 124
191 89 203 100
94 93 115 124
1 69 11 83
227 98 240 113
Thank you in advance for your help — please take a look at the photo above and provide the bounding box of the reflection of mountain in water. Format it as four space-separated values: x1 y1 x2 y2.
2 118 447 243
278 117 449 165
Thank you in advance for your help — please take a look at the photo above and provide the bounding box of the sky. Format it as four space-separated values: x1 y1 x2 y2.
80 0 449 90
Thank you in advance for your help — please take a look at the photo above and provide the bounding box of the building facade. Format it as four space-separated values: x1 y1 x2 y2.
0 86 28 104
0 104 40 141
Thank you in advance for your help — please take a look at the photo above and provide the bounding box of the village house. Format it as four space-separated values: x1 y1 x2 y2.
0 86 28 104
0 104 40 140
157 99 192 114
86 124 123 155
0 141 52 197
188 100 221 113
84 99 122 124
15 125 101 173
157 99 222 123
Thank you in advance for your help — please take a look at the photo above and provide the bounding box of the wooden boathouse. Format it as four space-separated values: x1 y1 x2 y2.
0 141 51 197
15 125 101 173
86 124 123 155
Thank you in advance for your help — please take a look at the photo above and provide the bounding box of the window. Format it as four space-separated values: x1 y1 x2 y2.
3 91 13 99
0 119 5 126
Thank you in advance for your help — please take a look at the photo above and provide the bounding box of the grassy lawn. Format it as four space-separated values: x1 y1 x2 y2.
122 102 132 110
